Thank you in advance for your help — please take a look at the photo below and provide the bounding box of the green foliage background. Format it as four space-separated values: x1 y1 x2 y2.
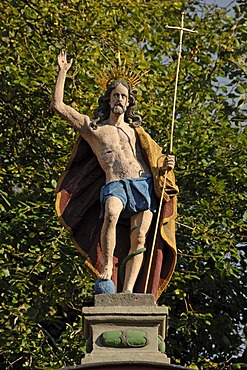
0 0 246 369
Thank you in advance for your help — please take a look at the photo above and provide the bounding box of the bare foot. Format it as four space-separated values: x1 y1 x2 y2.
99 263 113 280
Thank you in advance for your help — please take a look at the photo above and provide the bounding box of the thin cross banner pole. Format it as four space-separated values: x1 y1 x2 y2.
144 13 197 294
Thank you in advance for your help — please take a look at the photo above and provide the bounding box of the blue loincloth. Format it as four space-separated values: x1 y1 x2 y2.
100 174 157 219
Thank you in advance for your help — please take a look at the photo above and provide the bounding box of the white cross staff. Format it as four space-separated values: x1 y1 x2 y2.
144 13 198 294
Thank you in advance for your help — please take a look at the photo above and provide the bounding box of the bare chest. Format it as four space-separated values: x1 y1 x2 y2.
82 123 150 181
90 124 138 154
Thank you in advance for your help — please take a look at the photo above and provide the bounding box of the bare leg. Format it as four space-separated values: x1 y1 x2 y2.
99 196 123 280
122 210 153 292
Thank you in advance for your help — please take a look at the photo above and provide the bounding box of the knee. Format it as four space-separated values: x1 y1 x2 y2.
103 197 123 226
104 212 117 226
104 207 121 226
136 231 146 247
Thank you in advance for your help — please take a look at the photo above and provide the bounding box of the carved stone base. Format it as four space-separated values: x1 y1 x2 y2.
82 293 170 366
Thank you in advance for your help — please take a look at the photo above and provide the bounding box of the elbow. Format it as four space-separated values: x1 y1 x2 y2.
50 99 57 111
51 100 64 114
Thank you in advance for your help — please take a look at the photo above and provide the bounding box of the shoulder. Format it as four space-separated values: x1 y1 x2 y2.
88 118 109 130
134 125 152 141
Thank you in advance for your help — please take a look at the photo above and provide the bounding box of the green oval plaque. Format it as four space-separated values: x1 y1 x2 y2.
101 330 148 348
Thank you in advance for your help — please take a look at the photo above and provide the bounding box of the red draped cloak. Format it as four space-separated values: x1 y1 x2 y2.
55 126 178 301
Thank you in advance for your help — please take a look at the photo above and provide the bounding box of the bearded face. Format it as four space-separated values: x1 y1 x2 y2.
109 83 129 115
112 103 125 115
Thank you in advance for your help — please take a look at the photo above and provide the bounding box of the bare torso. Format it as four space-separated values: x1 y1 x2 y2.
81 120 150 184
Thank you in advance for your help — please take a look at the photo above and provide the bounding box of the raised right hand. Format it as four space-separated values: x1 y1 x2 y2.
58 51 73 72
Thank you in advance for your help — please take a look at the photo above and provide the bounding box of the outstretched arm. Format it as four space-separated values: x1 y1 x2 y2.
51 51 90 132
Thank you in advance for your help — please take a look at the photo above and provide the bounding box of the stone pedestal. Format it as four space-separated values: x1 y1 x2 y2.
82 293 170 366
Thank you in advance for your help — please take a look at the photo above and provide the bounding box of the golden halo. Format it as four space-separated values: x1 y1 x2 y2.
91 52 148 90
